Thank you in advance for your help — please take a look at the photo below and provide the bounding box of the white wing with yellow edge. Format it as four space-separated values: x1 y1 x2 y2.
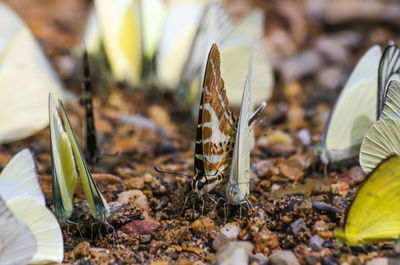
0 2 64 144
94 0 142 85
156 1 205 88
7 198 64 265
0 197 36 265
319 45 382 164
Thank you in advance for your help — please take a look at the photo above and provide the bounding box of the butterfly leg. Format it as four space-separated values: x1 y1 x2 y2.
201 196 205 216
90 223 95 241
180 195 190 216
66 220 84 240
105 221 118 246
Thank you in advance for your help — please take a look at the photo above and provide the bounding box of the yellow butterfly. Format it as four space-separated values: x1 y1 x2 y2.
335 156 400 246
49 94 110 222
0 2 64 144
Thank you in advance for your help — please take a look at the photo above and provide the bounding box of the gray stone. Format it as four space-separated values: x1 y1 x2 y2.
290 218 306 236
269 250 300 265
308 235 325 251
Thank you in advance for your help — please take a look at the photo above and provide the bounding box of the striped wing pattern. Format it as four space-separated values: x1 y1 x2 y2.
381 78 400 120
360 118 400 173
191 44 236 197
378 44 400 119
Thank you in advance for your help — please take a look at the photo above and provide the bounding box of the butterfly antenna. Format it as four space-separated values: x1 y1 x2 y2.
82 47 100 164
154 166 193 178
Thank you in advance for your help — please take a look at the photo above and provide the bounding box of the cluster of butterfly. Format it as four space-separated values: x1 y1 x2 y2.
84 0 274 113
316 43 400 246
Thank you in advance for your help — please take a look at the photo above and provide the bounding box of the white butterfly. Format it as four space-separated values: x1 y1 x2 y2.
0 149 63 264
0 2 65 144
0 197 37 265
317 45 382 165
226 56 266 208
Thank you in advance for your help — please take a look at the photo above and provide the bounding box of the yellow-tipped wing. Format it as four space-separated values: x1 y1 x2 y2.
7 198 64 264
156 1 205 88
0 197 37 265
0 2 64 144
58 101 110 222
49 94 77 222
94 0 142 85
334 156 400 246
320 45 382 164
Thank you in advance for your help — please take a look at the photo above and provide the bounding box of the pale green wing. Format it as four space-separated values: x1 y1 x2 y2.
0 197 36 265
49 94 77 222
7 198 64 264
320 45 382 164
94 0 142 85
360 118 400 173
142 0 165 60
335 156 400 246
381 78 400 120
226 73 251 205
220 9 273 108
58 101 109 221
0 149 45 205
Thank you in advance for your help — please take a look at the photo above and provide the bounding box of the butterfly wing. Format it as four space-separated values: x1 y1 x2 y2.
0 149 45 205
191 44 236 196
377 43 400 119
320 45 382 164
94 0 142 85
360 118 400 173
220 9 273 108
58 100 110 221
49 94 77 222
7 198 63 264
226 64 252 205
0 3 64 144
0 197 36 265
380 77 400 120
156 2 205 88
335 156 400 246
142 0 165 61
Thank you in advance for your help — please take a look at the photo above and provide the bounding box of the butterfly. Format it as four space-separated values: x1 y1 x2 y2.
359 81 400 173
0 2 64 144
315 45 382 167
225 52 266 210
0 149 63 264
0 197 36 265
188 43 237 204
334 155 400 246
82 48 100 164
49 94 110 223
85 0 165 85
359 44 400 173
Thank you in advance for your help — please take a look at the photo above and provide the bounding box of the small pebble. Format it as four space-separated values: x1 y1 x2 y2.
290 218 306 236
305 255 318 265
366 258 388 265
253 230 279 254
249 253 269 265
308 235 325 251
321 256 338 265
121 220 160 237
269 250 300 265
212 241 253 265
192 217 215 234
212 223 241 250
70 241 90 259
140 234 152 244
